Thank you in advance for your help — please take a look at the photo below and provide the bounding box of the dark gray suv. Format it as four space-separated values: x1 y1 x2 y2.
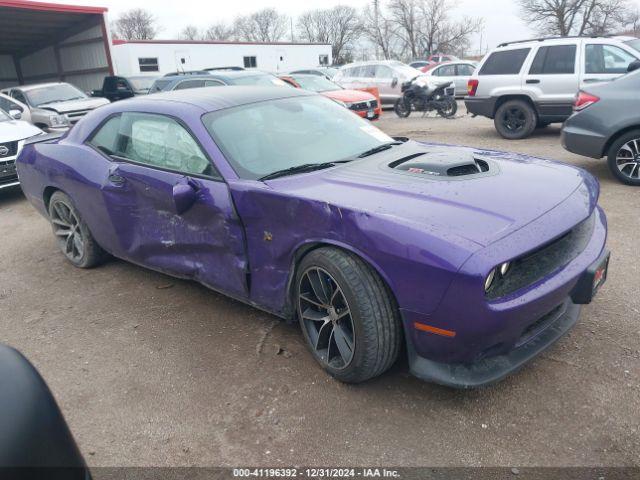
561 64 640 186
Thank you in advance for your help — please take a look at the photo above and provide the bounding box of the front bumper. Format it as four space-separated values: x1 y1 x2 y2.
408 298 580 388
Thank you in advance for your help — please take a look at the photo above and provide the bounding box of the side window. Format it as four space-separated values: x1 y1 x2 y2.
373 65 393 78
529 45 576 74
350 66 363 77
479 48 531 75
361 65 376 77
436 65 456 76
204 80 224 87
457 64 475 76
89 113 218 178
0 96 23 113
12 90 27 104
174 79 205 90
585 44 636 74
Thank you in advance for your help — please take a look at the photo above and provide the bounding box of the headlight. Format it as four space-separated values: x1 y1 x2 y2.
484 268 496 292
499 262 510 276
48 114 69 127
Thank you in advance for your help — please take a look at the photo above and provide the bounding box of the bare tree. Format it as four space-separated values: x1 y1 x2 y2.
234 8 288 42
297 6 362 63
204 22 235 41
180 25 201 40
362 1 398 59
518 0 630 36
417 0 483 57
112 8 158 40
387 0 421 58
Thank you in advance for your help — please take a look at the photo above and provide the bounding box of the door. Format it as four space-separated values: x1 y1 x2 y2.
86 111 248 298
372 64 397 104
455 63 476 94
582 42 639 85
523 43 579 118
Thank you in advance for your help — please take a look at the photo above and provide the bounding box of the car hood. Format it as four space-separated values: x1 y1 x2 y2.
322 89 375 103
267 141 596 248
0 120 42 143
36 97 110 114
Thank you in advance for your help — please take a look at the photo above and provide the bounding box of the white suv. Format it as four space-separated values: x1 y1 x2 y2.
465 36 640 139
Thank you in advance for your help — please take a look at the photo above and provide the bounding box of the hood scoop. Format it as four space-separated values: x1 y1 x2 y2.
388 149 493 179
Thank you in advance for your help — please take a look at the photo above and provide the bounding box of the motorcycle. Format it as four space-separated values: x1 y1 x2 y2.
394 76 458 119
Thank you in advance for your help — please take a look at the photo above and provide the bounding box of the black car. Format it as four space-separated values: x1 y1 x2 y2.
562 61 640 186
91 75 158 102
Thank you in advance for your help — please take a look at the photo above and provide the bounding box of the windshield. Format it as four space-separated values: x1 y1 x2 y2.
231 75 288 87
25 84 87 107
625 38 640 53
291 75 341 92
0 109 10 122
128 76 158 91
150 79 172 92
203 95 394 180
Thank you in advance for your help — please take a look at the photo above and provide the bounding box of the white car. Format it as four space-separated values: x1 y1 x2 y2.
1 83 109 132
333 60 424 106
0 108 42 190
422 61 476 97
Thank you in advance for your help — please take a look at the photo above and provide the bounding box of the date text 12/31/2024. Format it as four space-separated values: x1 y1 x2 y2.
233 468 400 478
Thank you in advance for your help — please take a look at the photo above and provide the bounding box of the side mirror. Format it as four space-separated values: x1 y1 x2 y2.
172 181 198 214
391 77 398 88
8 109 21 120
627 60 640 73
0 345 87 471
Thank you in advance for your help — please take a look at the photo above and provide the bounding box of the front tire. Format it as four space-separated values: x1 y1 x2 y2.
394 98 411 118
295 247 402 383
48 191 107 268
494 99 537 139
438 98 458 118
607 130 640 186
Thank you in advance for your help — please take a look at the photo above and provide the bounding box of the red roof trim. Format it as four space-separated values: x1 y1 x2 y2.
112 39 331 47
0 0 107 14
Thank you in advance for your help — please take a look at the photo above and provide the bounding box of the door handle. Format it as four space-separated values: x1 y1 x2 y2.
108 173 125 185
526 79 541 84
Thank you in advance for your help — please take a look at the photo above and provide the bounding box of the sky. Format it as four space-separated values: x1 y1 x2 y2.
44 0 640 53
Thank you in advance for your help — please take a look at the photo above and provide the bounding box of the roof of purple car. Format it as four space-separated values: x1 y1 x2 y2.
138 86 315 112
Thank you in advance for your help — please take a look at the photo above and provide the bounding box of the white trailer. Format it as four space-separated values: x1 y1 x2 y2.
0 0 113 92
112 40 333 76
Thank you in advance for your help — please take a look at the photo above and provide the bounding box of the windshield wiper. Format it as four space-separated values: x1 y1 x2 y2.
357 141 403 158
259 162 338 181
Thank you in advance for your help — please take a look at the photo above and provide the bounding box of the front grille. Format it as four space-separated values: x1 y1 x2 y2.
349 99 378 111
64 109 90 123
0 141 18 158
0 158 17 183
487 212 596 300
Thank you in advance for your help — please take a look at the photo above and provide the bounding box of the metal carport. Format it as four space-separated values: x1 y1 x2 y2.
0 0 113 91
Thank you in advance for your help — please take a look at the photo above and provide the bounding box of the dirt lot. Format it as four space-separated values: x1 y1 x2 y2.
1 106 638 468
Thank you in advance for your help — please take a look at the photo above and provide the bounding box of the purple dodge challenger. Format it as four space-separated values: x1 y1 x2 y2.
16 87 609 388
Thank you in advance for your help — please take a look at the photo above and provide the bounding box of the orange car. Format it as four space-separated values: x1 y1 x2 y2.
280 74 382 121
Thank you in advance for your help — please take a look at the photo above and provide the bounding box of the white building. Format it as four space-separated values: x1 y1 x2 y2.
112 40 333 76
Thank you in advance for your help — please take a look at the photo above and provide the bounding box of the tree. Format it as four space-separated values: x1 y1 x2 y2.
204 22 235 41
418 0 484 57
180 25 201 41
518 0 631 36
234 8 288 42
362 1 398 59
387 0 421 59
297 6 363 63
112 8 158 40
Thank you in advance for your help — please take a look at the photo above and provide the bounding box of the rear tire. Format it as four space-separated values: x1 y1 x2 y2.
494 99 537 140
48 191 107 268
394 98 411 118
607 130 640 186
295 247 402 383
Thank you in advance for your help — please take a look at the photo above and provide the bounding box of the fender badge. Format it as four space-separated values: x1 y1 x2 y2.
263 231 273 242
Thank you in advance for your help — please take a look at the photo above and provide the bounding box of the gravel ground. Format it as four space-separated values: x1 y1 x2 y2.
0 104 638 468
